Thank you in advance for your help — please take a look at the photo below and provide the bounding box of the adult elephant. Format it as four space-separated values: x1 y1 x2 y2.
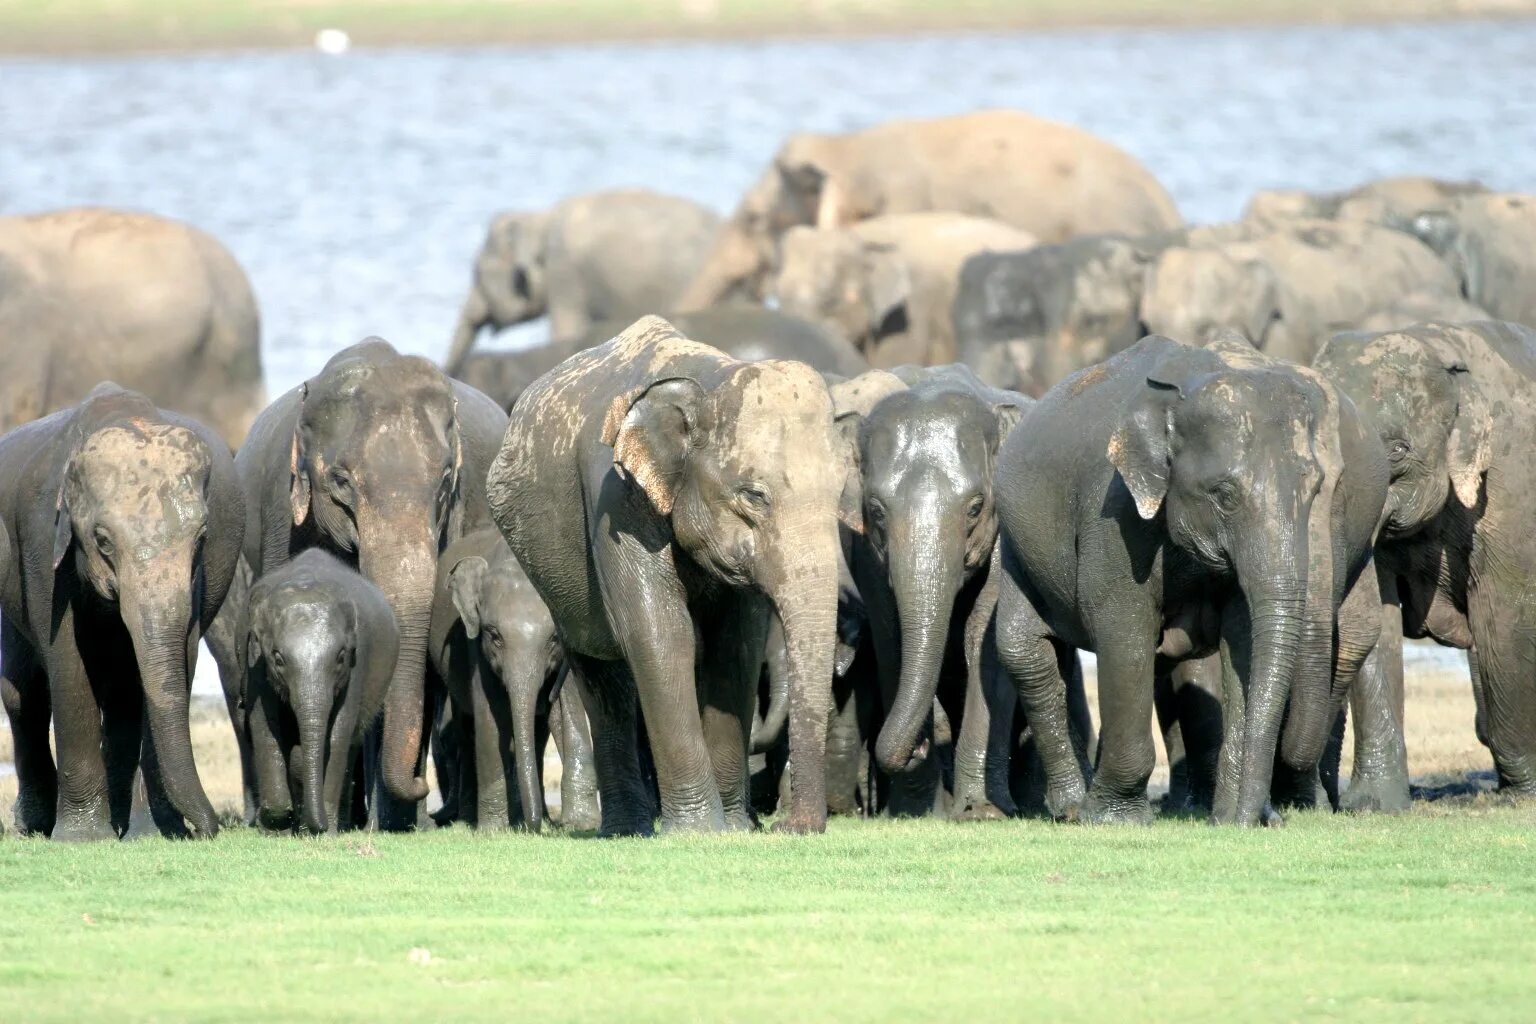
0 208 265 448
446 189 721 370
0 383 243 840
677 110 1181 309
1315 320 1536 798
236 339 508 828
454 306 867 412
1243 176 1487 229
771 213 1036 368
485 316 844 834
1410 193 1536 328
993 334 1388 825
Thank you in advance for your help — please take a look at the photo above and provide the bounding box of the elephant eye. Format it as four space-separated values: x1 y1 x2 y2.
1387 438 1411 462
1211 480 1241 515
271 649 285 669
736 483 772 518
966 495 985 521
330 467 354 497
93 527 114 559
336 649 348 669
484 627 503 649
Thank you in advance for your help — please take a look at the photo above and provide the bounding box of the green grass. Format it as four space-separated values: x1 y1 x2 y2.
2 803 1534 1022
0 0 1524 55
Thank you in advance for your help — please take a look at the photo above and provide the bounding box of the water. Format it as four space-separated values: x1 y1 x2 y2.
2 19 1524 691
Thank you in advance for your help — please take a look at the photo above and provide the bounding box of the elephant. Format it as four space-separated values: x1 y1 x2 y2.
0 207 266 448
1409 193 1536 328
0 383 243 840
771 213 1036 368
241 549 398 835
1243 176 1488 230
832 364 1035 818
1315 320 1536 798
1140 218 1462 364
446 189 721 369
429 527 601 831
454 306 868 413
233 339 509 830
484 315 845 834
992 334 1389 825
676 110 1181 309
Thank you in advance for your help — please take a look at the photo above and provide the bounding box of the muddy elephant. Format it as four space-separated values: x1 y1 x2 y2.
677 110 1181 309
1315 320 1536 797
0 383 244 840
771 213 1036 368
1140 218 1462 364
234 339 509 829
447 189 721 368
0 208 265 448
1410 193 1536 328
242 549 397 835
993 334 1389 825
485 315 845 834
430 527 600 831
454 306 867 412
1243 176 1487 229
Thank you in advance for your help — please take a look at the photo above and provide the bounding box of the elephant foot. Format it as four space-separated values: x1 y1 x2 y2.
12 796 55 837
770 812 827 835
1209 802 1285 827
50 811 118 843
1081 789 1154 826
950 795 1012 822
1341 773 1411 814
658 806 728 835
1044 777 1087 822
721 808 758 832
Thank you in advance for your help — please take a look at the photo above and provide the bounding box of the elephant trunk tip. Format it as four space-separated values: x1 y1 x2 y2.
874 728 930 777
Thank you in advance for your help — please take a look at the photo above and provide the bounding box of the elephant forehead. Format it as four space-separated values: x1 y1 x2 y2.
715 365 834 477
75 425 208 522
1182 374 1314 457
268 598 350 644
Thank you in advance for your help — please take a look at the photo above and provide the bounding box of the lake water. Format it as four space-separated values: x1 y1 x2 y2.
1 18 1521 691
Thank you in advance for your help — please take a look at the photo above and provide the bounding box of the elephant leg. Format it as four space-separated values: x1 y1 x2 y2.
952 566 1015 821
249 688 294 833
1160 656 1223 814
470 662 512 830
824 670 863 816
1213 600 1280 826
205 585 258 826
697 591 769 831
1343 581 1411 812
46 610 116 842
554 686 601 832
1154 667 1186 810
565 654 653 837
993 556 1084 820
1084 637 1157 825
1467 591 1536 796
1 621 55 836
427 685 464 826
99 679 143 838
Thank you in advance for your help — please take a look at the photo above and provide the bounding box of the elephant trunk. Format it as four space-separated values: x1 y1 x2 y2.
768 513 841 833
875 504 964 776
1234 578 1306 825
1279 489 1339 772
446 286 490 377
505 649 547 831
295 697 332 836
676 204 772 311
364 524 438 806
121 571 219 838
749 611 790 754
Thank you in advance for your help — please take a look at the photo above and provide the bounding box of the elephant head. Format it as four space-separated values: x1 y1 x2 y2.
1107 348 1370 823
446 211 552 374
772 226 910 350
601 354 843 829
1313 325 1492 541
845 372 1026 775
677 133 852 310
1139 244 1284 350
290 344 466 806
245 586 360 835
447 550 560 830
53 421 219 836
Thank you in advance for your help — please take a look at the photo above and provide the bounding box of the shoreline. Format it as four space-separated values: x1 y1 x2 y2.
1 2 1533 59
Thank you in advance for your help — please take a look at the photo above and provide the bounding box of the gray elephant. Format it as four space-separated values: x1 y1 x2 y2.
0 383 244 839
1315 320 1536 798
233 339 509 829
678 110 1181 309
0 208 266 448
242 549 398 835
454 306 868 413
485 315 845 834
1410 193 1536 328
447 189 721 369
1243 176 1487 229
771 213 1036 368
430 527 600 831
993 335 1389 825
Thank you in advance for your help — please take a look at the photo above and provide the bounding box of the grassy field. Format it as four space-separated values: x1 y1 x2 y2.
0 0 1532 55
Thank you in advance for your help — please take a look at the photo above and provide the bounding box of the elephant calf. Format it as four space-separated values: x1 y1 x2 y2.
429 528 600 831
0 383 244 840
243 550 398 835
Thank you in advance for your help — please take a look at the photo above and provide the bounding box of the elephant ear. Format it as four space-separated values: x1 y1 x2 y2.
992 397 1029 447
1445 363 1493 508
289 382 312 527
600 377 710 517
861 243 911 339
443 399 467 544
51 459 78 572
827 370 907 533
448 555 490 640
1108 378 1181 520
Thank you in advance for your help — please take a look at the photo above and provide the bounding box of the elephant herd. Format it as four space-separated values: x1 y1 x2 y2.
2 107 1534 841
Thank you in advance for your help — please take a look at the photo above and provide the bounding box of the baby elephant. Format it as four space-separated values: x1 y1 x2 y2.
431 528 598 831
243 550 399 835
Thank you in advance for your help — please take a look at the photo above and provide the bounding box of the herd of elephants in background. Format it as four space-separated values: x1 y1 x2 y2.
1 107 1534 840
